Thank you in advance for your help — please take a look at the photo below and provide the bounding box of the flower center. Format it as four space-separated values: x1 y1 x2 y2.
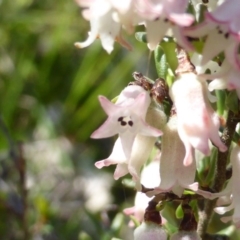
118 116 134 127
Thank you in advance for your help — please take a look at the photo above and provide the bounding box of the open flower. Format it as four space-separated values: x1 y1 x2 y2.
147 115 198 197
170 72 227 166
91 85 162 158
137 0 194 50
185 0 240 69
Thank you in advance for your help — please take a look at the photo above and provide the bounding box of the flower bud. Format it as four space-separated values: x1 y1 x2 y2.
134 222 167 240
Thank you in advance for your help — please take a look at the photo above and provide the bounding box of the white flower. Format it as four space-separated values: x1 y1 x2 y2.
75 0 132 53
170 72 227 166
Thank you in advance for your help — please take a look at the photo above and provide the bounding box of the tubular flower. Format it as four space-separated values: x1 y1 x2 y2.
200 59 240 99
137 0 194 50
185 0 240 69
170 72 227 166
91 85 162 158
74 0 133 53
148 115 198 197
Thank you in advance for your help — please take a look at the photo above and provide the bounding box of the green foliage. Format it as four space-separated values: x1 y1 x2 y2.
0 0 149 239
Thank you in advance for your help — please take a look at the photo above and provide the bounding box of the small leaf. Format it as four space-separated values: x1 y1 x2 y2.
205 147 218 185
154 45 167 79
175 204 184 219
226 91 239 113
216 90 226 116
135 32 147 43
78 232 91 240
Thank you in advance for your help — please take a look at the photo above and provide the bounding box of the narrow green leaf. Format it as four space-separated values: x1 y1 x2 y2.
226 91 239 113
205 147 218 185
216 90 226 116
154 45 167 79
135 32 147 43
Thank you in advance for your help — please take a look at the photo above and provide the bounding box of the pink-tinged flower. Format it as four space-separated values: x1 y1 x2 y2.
170 73 227 166
134 222 168 240
75 0 132 53
124 160 160 226
170 231 201 240
95 106 166 183
198 144 240 228
136 0 194 50
185 0 240 69
91 85 162 158
147 115 198 197
200 59 240 99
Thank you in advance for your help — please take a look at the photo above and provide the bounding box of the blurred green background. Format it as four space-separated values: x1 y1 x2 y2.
0 0 156 239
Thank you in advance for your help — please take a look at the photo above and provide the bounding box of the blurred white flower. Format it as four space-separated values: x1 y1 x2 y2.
75 0 133 53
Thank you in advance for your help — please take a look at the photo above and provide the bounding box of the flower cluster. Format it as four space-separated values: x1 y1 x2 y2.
75 0 194 53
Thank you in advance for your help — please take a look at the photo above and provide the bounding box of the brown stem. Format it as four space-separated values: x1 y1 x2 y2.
197 109 240 238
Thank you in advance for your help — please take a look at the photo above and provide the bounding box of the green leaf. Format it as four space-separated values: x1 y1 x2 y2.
226 91 239 113
175 204 184 219
216 90 226 116
78 232 92 240
154 45 167 79
135 32 147 43
161 41 178 72
205 147 218 185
